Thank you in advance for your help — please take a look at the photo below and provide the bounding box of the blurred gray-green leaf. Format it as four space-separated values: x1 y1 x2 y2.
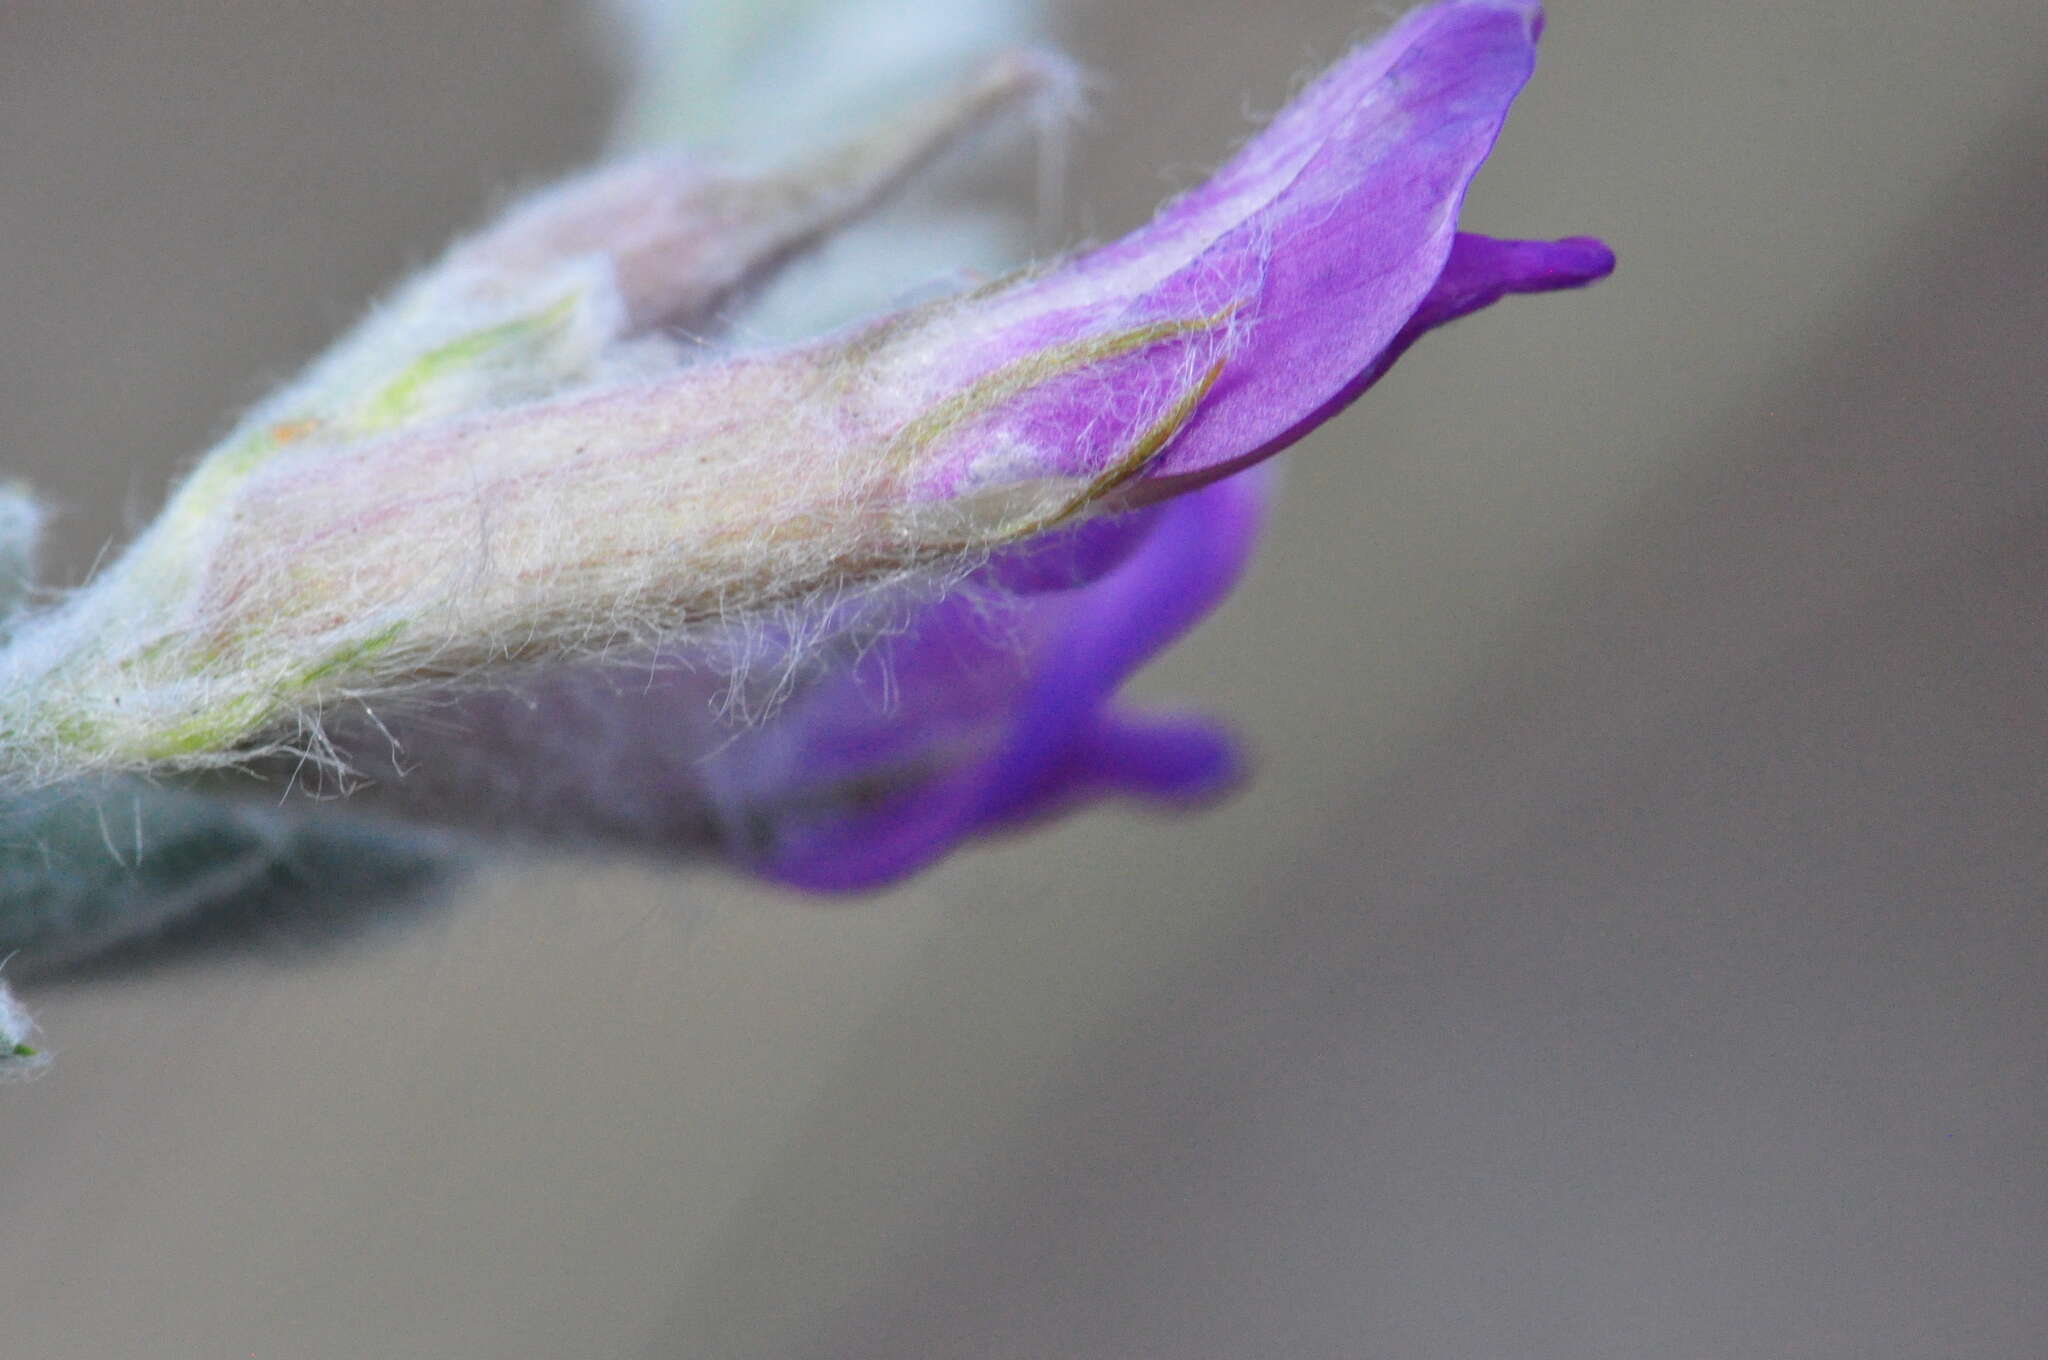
0 781 457 976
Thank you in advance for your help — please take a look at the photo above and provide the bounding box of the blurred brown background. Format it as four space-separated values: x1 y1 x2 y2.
2 2 2044 1356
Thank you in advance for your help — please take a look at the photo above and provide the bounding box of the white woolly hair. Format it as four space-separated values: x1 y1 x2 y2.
0 43 1223 791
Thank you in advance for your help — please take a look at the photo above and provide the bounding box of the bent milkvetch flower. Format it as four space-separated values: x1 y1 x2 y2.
281 0 1611 891
0 0 1612 912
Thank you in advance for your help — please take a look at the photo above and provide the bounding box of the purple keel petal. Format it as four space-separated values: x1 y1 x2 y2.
1208 231 1618 483
986 709 1244 831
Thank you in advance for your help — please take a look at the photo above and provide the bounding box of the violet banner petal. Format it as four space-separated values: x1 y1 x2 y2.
873 2 1599 509
1126 0 1555 491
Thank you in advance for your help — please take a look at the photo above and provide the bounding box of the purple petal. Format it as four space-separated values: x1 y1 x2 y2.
1222 231 1615 475
973 468 1266 823
1131 2 1571 492
980 510 1162 594
986 709 1243 830
1079 1 1545 478
878 2 1605 513
735 468 1269 892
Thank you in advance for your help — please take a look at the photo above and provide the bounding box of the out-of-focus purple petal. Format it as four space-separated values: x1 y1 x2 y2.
974 468 1266 823
981 510 1161 594
736 468 1269 892
987 709 1243 830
